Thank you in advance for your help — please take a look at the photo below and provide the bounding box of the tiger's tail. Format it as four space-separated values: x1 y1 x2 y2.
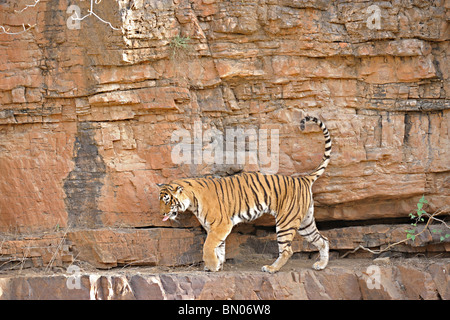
300 116 331 183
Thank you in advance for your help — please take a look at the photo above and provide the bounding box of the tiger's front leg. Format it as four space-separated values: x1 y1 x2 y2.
203 225 232 272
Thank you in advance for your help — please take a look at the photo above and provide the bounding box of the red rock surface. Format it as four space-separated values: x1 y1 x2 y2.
1 0 449 234
0 0 449 299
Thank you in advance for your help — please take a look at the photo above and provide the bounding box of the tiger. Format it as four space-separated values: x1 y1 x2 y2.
157 116 331 273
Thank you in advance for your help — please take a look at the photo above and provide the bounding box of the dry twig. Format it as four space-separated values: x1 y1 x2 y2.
44 227 70 273
341 207 449 258
1 0 119 35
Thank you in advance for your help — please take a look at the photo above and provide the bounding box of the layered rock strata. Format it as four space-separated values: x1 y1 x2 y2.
0 0 449 283
1 259 448 300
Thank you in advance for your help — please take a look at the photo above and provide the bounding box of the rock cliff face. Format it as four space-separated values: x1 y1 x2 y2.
0 0 449 295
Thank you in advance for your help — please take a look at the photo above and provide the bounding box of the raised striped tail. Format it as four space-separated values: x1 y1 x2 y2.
300 116 331 182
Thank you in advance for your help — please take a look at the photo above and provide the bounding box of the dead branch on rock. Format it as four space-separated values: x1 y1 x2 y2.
0 0 119 35
71 0 121 30
0 23 36 35
15 0 41 13
44 227 70 273
341 206 450 258
0 0 40 34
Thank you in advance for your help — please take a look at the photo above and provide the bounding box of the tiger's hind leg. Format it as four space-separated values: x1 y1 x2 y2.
298 205 329 270
262 224 298 273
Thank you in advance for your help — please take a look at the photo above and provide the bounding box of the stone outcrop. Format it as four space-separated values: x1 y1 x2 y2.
1 259 449 299
1 224 448 270
0 0 449 299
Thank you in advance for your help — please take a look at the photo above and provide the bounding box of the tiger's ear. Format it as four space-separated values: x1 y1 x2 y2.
176 186 183 193
156 183 166 188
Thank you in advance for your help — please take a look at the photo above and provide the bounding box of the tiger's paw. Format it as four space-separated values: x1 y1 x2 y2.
261 265 278 274
204 263 220 272
204 266 216 272
312 261 327 271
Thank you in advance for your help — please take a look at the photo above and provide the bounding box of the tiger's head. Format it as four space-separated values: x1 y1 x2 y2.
157 183 190 222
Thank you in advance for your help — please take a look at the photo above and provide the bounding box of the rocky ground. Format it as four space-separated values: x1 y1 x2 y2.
1 256 449 300
1 218 449 299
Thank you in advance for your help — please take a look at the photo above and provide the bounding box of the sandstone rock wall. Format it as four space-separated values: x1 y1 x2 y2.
0 0 449 268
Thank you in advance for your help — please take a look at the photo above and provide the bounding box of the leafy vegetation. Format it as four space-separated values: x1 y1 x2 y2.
407 195 450 243
169 35 191 60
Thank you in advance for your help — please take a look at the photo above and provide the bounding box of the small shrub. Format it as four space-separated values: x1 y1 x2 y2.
169 35 191 60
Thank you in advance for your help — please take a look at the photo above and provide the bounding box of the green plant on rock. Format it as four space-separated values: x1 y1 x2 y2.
169 35 191 60
406 195 428 242
407 195 450 243
342 195 449 257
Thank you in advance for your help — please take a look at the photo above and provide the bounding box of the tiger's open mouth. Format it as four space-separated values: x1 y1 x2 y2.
162 212 178 222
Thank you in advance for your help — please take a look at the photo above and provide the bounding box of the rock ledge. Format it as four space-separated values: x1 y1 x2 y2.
1 258 448 300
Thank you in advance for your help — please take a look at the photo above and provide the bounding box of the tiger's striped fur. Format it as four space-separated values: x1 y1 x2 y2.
158 116 331 273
